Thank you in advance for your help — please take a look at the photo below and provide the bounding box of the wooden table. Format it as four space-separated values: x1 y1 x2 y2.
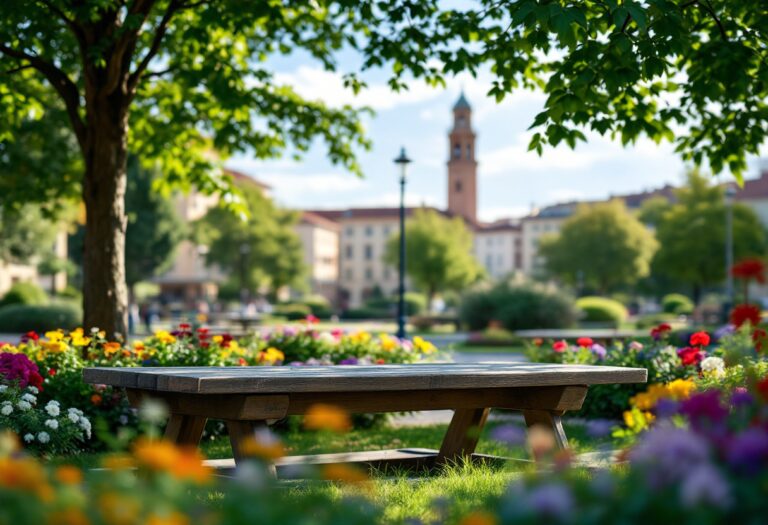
84 363 646 471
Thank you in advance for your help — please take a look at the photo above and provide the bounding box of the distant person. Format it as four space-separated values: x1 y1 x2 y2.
127 303 140 335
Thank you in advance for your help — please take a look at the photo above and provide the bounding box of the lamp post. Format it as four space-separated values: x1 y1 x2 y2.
394 147 412 339
724 184 737 322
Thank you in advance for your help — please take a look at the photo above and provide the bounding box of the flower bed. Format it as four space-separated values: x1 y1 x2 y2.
0 322 440 452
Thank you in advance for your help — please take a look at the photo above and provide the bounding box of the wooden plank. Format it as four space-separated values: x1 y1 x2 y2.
437 408 490 464
83 363 647 394
286 385 587 414
164 414 207 445
523 409 569 450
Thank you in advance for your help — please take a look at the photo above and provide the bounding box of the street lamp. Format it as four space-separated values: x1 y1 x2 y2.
394 147 412 339
724 183 737 321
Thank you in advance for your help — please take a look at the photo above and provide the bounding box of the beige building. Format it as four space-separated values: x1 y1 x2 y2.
295 211 341 305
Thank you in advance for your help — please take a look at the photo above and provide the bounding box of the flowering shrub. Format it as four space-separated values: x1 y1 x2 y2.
0 354 91 455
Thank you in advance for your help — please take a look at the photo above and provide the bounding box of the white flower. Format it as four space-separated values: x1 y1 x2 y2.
68 412 80 423
90 327 100 334
17 400 32 411
37 431 50 444
701 356 726 378
318 332 337 345
1 402 12 416
23 433 34 443
45 419 59 430
0 385 8 393
21 393 36 404
79 416 92 438
45 401 61 417
27 386 39 395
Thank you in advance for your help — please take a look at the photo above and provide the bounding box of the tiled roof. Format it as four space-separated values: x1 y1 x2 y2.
299 211 341 230
223 168 271 190
734 170 768 200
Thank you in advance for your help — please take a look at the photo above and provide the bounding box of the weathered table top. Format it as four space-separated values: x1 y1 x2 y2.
84 363 647 394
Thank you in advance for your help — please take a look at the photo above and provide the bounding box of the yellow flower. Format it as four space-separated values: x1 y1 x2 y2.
379 333 397 351
666 378 696 401
258 347 285 365
98 493 140 525
155 330 176 344
304 404 352 432
623 410 635 429
413 336 437 354
349 331 371 344
0 343 17 353
101 454 135 471
43 340 68 353
45 330 64 341
70 329 91 346
212 335 223 344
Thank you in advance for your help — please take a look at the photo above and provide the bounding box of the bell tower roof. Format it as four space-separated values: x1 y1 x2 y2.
453 91 471 111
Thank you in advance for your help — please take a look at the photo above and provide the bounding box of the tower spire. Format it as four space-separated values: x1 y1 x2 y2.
447 92 477 222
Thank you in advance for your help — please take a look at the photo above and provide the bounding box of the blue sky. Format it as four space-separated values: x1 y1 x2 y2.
227 57 764 222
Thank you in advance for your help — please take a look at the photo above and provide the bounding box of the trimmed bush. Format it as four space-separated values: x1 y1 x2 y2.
576 296 628 328
635 312 678 329
0 281 48 308
341 307 390 320
272 303 311 320
364 292 426 316
460 282 577 331
662 293 694 315
0 301 81 332
297 295 333 319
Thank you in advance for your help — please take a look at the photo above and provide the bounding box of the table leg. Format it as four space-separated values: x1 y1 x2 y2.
164 413 207 446
522 409 569 450
226 420 267 464
437 408 490 465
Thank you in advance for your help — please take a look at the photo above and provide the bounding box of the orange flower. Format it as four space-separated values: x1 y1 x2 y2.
46 508 90 525
98 493 140 525
0 456 52 500
321 464 369 484
101 454 135 471
132 438 210 483
103 342 121 356
459 511 498 525
145 512 190 525
90 394 103 405
304 404 352 432
240 436 285 460
55 465 83 485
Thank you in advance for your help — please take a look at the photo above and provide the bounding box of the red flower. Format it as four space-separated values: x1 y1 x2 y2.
532 338 543 347
26 331 39 341
238 358 247 366
552 340 568 353
730 304 762 328
200 342 210 349
305 314 320 324
90 394 102 405
678 346 705 366
731 258 766 284
48 368 56 377
690 331 711 347
650 323 672 340
576 337 593 348
757 376 768 401
179 323 191 330
753 328 768 352
375 359 386 365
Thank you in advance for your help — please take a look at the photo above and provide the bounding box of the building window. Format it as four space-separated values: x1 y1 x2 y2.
453 143 461 159
365 225 373 236
365 267 373 279
383 225 391 236
364 244 373 260
466 144 472 160
455 180 462 193
383 267 391 280
345 245 353 259
345 269 353 280
345 226 354 237
485 255 493 270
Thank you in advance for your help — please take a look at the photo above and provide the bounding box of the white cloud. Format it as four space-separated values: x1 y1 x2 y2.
478 205 530 222
273 66 441 111
257 172 364 203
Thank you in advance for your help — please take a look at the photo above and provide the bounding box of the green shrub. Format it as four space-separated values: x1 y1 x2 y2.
662 293 694 315
341 307 390 320
460 282 577 331
364 293 425 316
0 301 81 332
297 295 333 319
635 312 678 329
0 281 48 308
575 296 628 328
56 285 82 302
272 303 311 320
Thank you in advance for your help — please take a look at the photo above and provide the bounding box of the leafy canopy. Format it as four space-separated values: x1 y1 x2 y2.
538 199 659 293
196 182 305 295
384 208 483 301
649 170 767 295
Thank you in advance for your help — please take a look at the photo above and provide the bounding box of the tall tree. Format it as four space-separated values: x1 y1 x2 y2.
538 200 658 294
384 208 483 306
651 171 767 303
0 205 63 265
197 183 304 298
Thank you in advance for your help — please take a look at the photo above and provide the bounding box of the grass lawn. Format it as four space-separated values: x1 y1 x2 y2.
55 417 615 524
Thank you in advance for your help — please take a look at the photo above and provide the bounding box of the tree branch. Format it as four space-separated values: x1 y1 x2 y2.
2 63 34 75
127 0 182 94
682 0 728 41
0 44 87 148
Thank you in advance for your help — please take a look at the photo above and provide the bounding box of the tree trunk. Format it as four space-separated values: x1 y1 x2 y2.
81 95 129 338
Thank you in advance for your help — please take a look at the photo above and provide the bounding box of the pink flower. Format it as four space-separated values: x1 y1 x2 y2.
0 353 43 389
690 331 711 347
552 340 568 353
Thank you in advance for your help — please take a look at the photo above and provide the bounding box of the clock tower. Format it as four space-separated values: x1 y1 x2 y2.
447 92 477 222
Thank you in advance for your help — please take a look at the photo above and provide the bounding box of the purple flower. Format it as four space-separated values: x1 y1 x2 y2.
339 357 358 365
730 387 753 407
629 426 711 486
490 424 526 447
713 324 736 341
527 483 574 520
282 326 298 337
725 428 768 474
585 419 614 439
679 391 728 430
288 361 304 367
655 398 680 419
680 463 731 509
590 344 607 360
0 353 43 389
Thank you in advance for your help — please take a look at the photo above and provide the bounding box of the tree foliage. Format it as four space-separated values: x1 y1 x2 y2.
0 205 64 265
650 171 767 301
197 183 304 296
538 200 659 293
384 209 483 303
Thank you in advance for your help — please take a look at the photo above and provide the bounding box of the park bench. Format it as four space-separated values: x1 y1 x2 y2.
83 363 646 474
